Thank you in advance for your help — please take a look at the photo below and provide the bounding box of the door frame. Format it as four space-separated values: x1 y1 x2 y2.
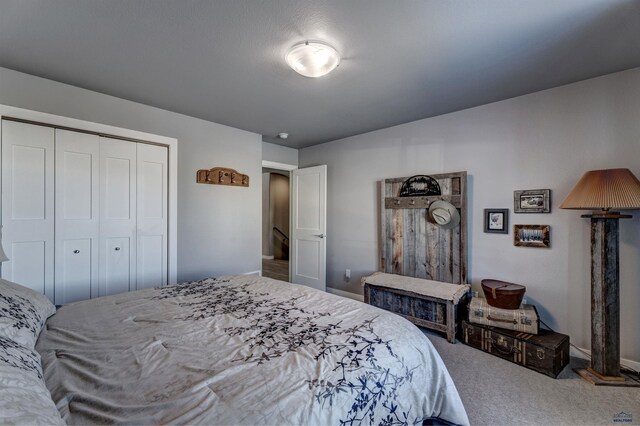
0 104 178 286
261 160 297 281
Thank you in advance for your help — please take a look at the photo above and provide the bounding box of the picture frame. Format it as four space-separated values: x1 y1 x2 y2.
484 208 509 234
514 224 550 248
513 189 551 213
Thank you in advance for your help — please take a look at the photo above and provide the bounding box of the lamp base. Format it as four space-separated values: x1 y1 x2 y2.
574 368 640 387
580 211 631 219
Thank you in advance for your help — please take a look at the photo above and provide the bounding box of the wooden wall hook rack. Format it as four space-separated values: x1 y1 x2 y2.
196 167 249 187
379 171 468 284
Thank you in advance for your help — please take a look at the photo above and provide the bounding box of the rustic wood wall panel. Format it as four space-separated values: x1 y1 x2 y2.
379 171 467 284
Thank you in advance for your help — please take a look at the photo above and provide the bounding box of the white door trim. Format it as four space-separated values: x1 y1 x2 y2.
262 160 298 171
0 104 178 286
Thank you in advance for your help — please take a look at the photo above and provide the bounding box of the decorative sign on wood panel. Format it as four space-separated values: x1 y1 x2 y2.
399 175 441 197
379 171 468 284
196 167 249 187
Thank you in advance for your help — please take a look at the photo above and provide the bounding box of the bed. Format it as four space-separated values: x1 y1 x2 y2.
4 275 469 425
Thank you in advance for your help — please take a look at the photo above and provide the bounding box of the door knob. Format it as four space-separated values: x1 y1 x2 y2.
314 233 326 238
114 247 121 251
73 250 80 254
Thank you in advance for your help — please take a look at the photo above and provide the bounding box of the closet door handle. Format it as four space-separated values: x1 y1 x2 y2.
114 247 121 251
73 250 80 254
314 233 326 239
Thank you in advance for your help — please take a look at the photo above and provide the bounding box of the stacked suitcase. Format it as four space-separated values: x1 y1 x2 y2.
468 297 540 334
461 281 570 378
461 319 570 378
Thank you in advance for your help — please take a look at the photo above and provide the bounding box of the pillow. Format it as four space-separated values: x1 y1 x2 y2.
0 279 56 349
0 336 65 425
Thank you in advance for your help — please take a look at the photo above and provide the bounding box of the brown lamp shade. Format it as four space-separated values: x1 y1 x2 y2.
560 168 640 210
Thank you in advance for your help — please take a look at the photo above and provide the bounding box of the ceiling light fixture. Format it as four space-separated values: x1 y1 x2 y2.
285 41 340 78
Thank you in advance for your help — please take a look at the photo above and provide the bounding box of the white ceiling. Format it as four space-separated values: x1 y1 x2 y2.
1 1 639 148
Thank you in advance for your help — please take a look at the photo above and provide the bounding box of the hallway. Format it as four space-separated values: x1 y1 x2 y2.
262 258 289 282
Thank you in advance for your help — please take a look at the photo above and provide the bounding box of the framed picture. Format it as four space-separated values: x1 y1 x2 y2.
514 224 550 248
484 209 508 234
514 189 551 213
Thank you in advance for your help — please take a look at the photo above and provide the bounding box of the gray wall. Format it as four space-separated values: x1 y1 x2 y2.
262 141 298 166
299 68 640 362
0 67 263 281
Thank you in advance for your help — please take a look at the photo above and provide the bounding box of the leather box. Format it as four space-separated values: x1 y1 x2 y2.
468 297 539 334
461 321 570 378
481 279 526 309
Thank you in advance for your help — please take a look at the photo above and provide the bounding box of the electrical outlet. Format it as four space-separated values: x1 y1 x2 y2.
345 269 351 280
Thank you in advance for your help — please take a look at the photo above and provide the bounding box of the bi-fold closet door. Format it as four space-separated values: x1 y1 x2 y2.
1 121 55 299
1 120 168 304
54 129 100 304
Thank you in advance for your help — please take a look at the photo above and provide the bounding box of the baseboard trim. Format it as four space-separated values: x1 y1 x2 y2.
261 255 274 260
242 270 262 276
570 346 640 373
326 287 364 302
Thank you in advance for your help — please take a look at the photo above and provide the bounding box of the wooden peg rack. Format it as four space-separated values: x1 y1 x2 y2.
379 171 468 284
196 167 249 187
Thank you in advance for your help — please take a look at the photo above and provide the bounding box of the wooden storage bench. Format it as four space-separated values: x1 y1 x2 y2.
363 273 470 343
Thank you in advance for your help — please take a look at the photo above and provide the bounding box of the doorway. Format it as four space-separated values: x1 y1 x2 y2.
260 161 327 290
262 168 290 281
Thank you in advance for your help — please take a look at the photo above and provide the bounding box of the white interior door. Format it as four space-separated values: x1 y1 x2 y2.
54 129 100 304
136 143 168 289
1 120 55 300
99 137 137 296
291 165 326 291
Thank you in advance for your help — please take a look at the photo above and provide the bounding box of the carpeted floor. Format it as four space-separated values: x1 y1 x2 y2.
424 330 640 425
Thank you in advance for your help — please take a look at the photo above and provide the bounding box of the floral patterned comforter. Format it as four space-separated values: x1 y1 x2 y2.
37 275 469 425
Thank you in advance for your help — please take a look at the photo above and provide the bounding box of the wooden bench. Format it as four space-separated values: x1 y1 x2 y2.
363 273 470 343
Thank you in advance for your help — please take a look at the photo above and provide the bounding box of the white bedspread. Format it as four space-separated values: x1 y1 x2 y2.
37 275 469 425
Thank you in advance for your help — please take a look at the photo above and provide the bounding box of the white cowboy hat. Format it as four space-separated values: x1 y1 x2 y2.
428 200 460 229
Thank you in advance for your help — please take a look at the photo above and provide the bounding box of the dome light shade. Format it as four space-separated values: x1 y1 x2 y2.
285 41 340 78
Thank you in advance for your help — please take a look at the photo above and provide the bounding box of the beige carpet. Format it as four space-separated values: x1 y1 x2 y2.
424 330 640 425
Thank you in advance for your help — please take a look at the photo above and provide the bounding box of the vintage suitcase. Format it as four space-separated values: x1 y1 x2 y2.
461 321 570 378
468 297 539 334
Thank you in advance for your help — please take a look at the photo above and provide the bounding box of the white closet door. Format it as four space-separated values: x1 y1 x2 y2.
1 120 55 300
136 144 168 289
54 129 100 304
99 137 137 296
